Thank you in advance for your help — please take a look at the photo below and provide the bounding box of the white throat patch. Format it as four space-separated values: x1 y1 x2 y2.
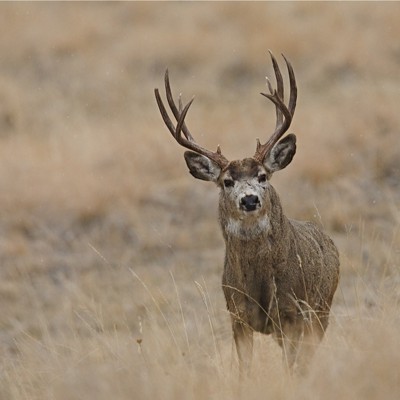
225 217 270 240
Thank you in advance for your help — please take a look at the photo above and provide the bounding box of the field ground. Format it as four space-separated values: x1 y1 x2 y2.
0 3 400 399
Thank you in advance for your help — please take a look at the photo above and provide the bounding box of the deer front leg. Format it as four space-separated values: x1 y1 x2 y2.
274 319 303 373
232 317 253 376
294 315 326 373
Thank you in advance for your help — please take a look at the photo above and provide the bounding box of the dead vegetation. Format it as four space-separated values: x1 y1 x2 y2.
0 2 399 399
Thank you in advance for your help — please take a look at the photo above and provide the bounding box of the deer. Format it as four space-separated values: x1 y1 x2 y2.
154 52 340 375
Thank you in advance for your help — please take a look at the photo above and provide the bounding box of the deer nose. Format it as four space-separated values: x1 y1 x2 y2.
240 195 260 212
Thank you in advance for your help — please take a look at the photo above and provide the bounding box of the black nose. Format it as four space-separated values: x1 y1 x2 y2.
240 195 260 212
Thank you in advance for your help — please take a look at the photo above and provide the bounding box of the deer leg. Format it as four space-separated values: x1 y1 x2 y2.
275 321 303 373
277 316 326 374
295 334 319 374
280 336 300 372
295 315 326 373
232 318 253 376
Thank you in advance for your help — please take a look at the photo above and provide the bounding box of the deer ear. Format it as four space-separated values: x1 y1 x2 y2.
263 134 296 173
184 151 221 182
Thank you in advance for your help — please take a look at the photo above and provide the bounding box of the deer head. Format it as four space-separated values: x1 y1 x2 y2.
154 52 297 224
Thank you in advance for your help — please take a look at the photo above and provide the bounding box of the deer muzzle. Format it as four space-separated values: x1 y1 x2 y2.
240 194 260 212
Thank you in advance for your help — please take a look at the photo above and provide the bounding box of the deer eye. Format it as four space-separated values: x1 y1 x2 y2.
258 174 267 183
223 179 235 188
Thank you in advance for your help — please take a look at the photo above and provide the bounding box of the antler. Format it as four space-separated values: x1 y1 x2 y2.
154 70 230 169
253 51 297 163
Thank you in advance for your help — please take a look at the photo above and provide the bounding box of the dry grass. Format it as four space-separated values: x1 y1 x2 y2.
0 2 400 399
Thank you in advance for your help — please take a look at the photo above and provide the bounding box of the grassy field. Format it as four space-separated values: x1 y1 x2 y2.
0 2 399 399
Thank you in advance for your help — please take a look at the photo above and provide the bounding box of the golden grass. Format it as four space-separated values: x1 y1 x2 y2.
2 263 400 400
0 2 399 399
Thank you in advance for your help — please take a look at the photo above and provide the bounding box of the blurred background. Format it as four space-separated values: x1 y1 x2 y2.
0 2 399 399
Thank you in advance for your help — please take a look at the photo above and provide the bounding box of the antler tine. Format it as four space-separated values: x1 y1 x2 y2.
155 86 195 146
164 69 195 142
254 53 297 162
155 70 230 169
154 87 178 138
282 53 297 115
268 50 284 129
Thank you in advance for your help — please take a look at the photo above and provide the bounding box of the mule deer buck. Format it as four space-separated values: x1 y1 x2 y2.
154 53 340 374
